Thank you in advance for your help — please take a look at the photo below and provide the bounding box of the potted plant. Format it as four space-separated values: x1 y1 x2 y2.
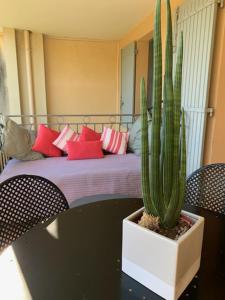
122 1 204 299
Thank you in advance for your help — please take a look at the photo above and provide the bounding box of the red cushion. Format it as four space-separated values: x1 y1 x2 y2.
79 126 101 141
67 140 104 160
32 124 62 157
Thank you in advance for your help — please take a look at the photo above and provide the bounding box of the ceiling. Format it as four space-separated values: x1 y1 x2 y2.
0 0 154 40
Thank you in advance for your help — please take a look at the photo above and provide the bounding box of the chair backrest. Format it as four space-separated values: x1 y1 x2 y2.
185 163 225 214
0 175 69 251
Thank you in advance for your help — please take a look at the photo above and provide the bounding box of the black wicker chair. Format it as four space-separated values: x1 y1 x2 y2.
0 174 69 251
185 163 225 214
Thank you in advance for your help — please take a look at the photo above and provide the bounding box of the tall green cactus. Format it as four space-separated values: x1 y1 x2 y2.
141 0 186 229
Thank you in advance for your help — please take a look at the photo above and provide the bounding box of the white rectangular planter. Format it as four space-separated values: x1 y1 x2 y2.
122 208 204 300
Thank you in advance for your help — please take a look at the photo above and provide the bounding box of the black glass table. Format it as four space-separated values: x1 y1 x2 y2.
0 198 225 300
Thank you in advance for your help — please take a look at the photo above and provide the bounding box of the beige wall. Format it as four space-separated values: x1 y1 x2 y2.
204 6 225 164
44 37 119 115
0 33 8 115
0 34 3 48
1 29 47 119
119 1 181 54
30 33 47 117
2 28 21 115
2 31 120 117
119 0 225 164
16 30 30 115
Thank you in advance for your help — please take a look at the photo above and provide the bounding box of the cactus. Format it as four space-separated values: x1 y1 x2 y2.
141 0 186 229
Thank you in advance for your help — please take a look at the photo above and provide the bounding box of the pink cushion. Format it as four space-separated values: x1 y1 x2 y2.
67 140 104 160
101 127 129 155
53 125 79 152
79 126 101 141
32 124 62 157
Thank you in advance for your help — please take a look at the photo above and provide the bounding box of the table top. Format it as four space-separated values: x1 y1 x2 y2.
0 198 225 300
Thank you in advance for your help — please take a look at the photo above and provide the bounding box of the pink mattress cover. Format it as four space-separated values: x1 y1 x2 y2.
0 154 141 206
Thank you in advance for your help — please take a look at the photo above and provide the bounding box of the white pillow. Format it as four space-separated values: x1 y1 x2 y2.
53 125 79 152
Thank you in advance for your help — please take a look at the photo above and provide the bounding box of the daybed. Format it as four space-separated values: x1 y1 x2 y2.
0 114 142 207
0 154 141 207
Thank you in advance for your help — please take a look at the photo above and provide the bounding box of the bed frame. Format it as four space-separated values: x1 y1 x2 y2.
0 114 139 173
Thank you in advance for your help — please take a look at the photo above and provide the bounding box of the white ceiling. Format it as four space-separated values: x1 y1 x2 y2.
0 0 154 40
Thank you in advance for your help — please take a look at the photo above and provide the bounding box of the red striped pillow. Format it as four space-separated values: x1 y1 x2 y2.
101 127 129 155
53 125 79 152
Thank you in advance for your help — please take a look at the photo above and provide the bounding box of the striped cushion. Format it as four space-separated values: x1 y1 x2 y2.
101 127 129 155
53 125 79 152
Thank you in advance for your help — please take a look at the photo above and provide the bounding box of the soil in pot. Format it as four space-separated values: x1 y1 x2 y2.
134 212 193 241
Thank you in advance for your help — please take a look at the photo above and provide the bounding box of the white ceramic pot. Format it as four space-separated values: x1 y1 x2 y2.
122 208 204 300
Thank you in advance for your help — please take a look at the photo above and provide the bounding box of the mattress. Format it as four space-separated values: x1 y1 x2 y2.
0 154 142 207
